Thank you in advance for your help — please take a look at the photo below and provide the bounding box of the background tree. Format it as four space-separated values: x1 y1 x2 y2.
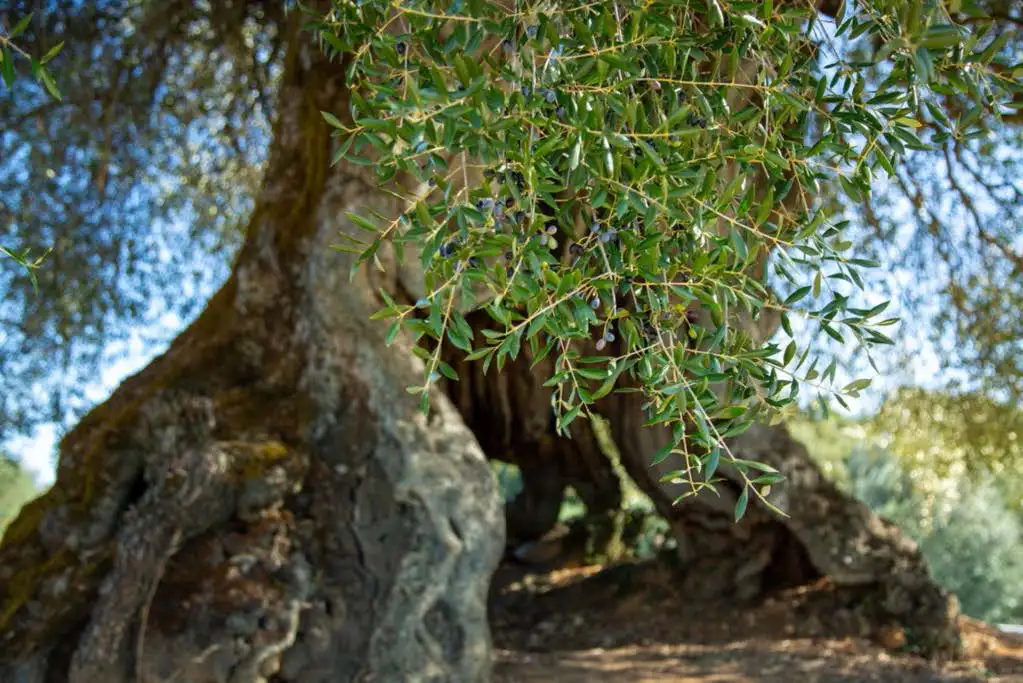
1 1 274 433
0 11 62 282
790 420 1023 625
866 387 1023 509
0 454 37 535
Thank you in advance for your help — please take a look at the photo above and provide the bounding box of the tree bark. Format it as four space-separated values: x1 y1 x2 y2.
0 21 502 683
606 398 961 658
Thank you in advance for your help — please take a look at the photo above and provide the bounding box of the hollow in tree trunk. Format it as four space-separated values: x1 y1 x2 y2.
442 324 963 660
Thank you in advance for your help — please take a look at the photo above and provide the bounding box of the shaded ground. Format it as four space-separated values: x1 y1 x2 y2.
489 559 1023 682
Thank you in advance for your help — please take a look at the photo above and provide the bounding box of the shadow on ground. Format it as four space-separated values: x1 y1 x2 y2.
489 559 1023 682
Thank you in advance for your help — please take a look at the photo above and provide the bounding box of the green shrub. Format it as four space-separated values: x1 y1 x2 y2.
844 450 1023 624
918 477 1023 624
490 460 523 502
0 455 37 536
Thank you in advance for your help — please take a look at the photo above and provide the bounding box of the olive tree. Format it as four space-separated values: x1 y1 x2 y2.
0 1 1018 680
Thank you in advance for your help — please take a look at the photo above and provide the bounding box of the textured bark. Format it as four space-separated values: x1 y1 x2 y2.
0 23 502 683
606 399 961 658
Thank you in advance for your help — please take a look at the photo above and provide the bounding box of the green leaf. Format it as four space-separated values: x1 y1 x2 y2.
706 0 725 29
40 41 64 65
919 25 965 50
652 442 674 466
37 67 60 100
447 325 472 352
780 312 793 338
821 324 844 343
638 140 665 170
784 286 811 306
704 447 721 482
556 403 584 434
735 487 749 522
9 13 33 39
321 30 345 55
437 361 459 381
843 378 872 393
385 321 401 345
1 47 15 88
707 323 727 352
978 30 1011 66
569 137 582 171
783 341 796 365
346 212 380 233
729 229 749 262
321 111 346 129
755 187 775 225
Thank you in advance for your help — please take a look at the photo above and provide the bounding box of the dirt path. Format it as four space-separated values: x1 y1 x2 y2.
495 640 1010 682
490 563 1023 682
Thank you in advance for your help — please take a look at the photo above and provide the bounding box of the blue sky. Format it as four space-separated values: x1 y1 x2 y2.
9 311 183 484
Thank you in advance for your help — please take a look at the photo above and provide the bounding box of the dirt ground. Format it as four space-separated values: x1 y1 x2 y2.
489 561 1023 682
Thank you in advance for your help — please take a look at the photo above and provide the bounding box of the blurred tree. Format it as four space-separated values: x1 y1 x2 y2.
0 454 37 536
866 387 1023 510
844 448 925 534
844 449 1023 624
791 419 1023 623
0 12 62 283
787 412 862 487
918 476 1023 624
0 1 277 434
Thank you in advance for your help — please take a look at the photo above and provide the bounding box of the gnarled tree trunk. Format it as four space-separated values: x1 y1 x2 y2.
0 7 963 681
0 22 502 683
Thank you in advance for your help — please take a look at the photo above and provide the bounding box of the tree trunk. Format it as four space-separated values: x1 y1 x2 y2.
606 399 961 658
0 22 502 683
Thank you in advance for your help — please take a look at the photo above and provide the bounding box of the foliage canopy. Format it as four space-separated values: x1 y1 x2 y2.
317 0 1017 515
0 1 278 435
0 2 1018 490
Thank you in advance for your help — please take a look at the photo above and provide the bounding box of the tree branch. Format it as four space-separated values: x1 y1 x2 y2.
942 145 1023 276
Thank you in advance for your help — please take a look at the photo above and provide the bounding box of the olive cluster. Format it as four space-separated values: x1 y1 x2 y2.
589 222 619 244
436 163 559 281
594 328 616 352
688 113 709 128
